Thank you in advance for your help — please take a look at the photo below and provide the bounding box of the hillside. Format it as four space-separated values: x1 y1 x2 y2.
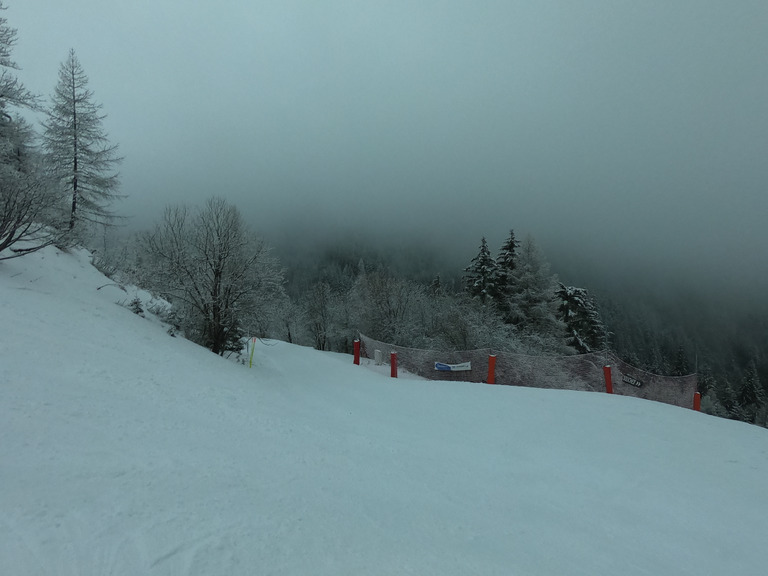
1 247 767 575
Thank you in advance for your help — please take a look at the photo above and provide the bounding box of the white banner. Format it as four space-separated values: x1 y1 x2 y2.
434 361 471 372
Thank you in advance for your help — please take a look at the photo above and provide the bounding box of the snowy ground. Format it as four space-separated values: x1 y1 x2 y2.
1 246 767 575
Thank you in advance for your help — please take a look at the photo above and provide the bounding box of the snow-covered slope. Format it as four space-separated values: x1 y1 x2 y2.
1 247 767 575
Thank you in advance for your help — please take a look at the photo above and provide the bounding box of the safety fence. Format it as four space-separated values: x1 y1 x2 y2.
358 333 698 409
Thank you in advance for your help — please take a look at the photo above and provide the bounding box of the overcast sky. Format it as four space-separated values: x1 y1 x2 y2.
7 0 768 294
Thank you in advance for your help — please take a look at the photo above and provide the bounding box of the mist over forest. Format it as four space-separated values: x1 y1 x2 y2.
2 1 767 426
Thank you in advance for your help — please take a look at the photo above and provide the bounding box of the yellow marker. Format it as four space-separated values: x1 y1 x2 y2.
249 337 256 368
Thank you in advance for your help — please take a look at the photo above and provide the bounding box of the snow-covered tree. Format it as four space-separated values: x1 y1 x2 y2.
555 283 607 353
672 345 691 376
463 236 498 305
277 298 307 345
506 236 561 333
737 361 765 423
0 2 36 114
0 117 62 259
0 3 62 259
1 117 63 255
496 229 519 295
305 281 336 351
141 197 285 355
353 268 427 346
42 49 121 233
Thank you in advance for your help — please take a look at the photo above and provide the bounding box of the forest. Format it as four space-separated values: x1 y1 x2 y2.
84 215 767 429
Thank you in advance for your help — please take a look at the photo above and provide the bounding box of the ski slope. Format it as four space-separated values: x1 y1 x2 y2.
1 246 767 575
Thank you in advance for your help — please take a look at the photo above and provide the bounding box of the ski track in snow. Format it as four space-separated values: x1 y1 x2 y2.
2 246 768 575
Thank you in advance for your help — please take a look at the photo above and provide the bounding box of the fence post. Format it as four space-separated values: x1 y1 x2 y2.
390 351 398 378
353 339 360 365
603 365 613 394
693 391 701 411
487 354 497 384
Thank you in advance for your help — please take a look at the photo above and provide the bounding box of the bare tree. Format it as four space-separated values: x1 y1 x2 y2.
42 49 121 233
0 118 62 259
305 281 335 350
142 197 285 355
0 2 62 259
353 269 428 346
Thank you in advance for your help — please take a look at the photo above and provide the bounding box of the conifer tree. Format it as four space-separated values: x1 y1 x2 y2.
738 360 765 423
463 236 498 305
555 283 607 353
715 378 739 416
506 235 559 331
672 345 691 376
496 229 519 297
42 49 121 233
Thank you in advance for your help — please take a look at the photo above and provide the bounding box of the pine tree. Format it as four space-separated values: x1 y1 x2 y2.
737 360 765 423
463 236 498 305
506 236 557 328
496 229 519 297
43 49 121 233
555 283 607 353
672 345 691 376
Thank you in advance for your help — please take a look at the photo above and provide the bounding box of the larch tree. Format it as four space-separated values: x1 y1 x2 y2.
42 49 121 233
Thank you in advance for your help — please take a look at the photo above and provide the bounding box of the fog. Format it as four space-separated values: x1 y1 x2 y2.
10 0 768 297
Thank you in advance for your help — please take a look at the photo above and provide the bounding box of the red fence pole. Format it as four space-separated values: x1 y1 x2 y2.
390 351 398 378
693 391 701 411
603 365 613 394
487 354 497 384
353 339 360 365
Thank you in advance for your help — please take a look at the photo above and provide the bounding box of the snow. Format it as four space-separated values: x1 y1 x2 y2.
2 246 767 575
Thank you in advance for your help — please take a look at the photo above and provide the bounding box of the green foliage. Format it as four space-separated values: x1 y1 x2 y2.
128 296 144 317
463 237 498 305
555 283 607 353
737 361 765 423
495 229 519 301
